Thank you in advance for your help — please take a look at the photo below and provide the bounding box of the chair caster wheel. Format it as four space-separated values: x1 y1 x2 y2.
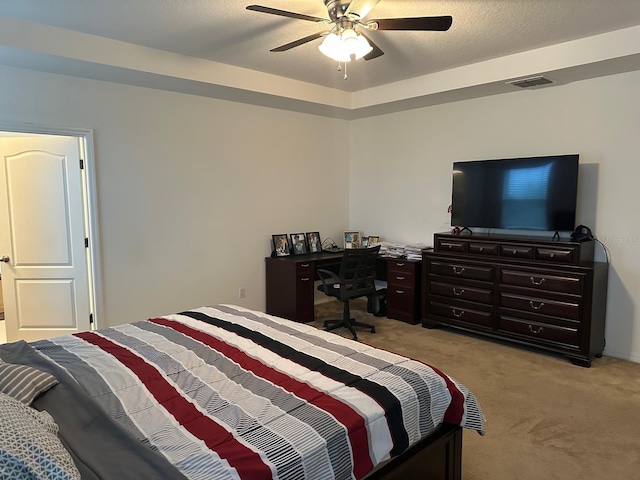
371 327 376 333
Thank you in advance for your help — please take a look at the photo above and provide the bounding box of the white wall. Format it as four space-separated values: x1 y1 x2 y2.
350 70 640 362
0 65 350 327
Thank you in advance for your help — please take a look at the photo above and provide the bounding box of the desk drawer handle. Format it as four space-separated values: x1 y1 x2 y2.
301 263 310 268
396 262 405 267
530 276 546 286
300 277 311 281
452 266 465 275
452 309 464 318
395 290 405 294
452 288 464 296
528 325 544 334
529 300 544 310
396 276 405 280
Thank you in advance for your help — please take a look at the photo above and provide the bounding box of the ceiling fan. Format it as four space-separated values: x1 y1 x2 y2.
246 0 453 63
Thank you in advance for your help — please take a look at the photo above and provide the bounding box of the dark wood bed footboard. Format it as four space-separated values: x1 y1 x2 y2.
365 424 462 480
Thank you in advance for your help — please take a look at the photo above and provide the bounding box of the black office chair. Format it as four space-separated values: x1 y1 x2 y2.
317 246 380 341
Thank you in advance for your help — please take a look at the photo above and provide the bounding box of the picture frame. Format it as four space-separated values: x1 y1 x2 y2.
290 232 308 255
306 231 322 253
368 235 380 245
361 236 369 248
272 234 290 256
344 231 361 249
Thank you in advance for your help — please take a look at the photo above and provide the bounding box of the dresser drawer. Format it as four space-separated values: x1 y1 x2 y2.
429 260 494 282
468 242 499 256
430 281 493 305
500 244 534 260
429 301 493 328
500 268 583 295
535 247 577 264
436 238 467 253
499 293 580 320
499 316 579 347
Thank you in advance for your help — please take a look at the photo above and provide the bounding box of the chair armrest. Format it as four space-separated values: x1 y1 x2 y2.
317 269 340 290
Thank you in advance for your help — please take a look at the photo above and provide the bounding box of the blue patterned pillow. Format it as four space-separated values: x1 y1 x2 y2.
0 392 80 480
0 359 58 404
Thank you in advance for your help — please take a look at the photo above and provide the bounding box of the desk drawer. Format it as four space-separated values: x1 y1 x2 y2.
388 287 417 324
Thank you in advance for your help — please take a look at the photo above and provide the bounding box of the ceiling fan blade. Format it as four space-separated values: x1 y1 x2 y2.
270 32 326 52
359 33 384 60
344 0 382 20
372 16 453 31
246 5 327 23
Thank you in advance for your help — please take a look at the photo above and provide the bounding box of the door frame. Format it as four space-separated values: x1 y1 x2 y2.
0 121 102 329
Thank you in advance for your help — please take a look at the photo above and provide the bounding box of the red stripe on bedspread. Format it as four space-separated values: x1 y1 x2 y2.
149 316 375 479
74 331 274 480
428 365 465 426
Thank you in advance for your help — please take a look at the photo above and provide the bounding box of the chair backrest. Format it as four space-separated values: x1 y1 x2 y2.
338 246 381 301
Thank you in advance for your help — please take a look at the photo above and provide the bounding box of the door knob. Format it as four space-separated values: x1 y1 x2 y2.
0 255 9 263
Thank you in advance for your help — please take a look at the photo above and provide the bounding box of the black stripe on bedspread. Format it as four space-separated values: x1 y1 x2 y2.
180 309 410 457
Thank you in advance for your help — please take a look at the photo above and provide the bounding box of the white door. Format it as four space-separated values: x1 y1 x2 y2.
0 136 92 342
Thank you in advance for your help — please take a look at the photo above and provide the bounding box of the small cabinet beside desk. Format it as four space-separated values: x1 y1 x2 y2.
265 252 422 324
386 258 421 324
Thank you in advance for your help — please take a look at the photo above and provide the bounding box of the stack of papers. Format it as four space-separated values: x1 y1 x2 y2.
376 241 432 260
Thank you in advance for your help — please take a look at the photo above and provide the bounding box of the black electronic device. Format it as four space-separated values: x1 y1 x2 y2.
451 154 579 232
571 225 594 242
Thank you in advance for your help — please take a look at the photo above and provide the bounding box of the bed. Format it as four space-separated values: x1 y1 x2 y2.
0 305 484 480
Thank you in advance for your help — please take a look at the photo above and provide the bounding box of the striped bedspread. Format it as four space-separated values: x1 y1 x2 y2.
31 305 484 480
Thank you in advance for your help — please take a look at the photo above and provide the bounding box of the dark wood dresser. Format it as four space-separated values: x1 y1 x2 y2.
422 232 608 367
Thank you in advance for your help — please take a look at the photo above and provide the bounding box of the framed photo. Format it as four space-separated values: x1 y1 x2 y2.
368 236 380 245
306 231 322 253
344 231 361 249
361 236 369 248
290 232 308 255
272 234 290 256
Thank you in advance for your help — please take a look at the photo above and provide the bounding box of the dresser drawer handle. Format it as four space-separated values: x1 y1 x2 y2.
301 263 310 267
452 288 465 296
452 309 464 318
549 253 555 258
530 276 546 286
479 247 484 252
300 277 311 281
529 300 545 310
528 325 544 334
512 249 517 255
396 276 405 280
395 290 405 294
452 266 466 275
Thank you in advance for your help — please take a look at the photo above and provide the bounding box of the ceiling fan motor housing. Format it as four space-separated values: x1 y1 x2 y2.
324 0 352 21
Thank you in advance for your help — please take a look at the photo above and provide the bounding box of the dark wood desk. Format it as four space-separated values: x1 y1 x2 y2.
265 252 421 324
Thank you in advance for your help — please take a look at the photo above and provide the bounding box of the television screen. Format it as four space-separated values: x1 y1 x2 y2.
451 154 579 232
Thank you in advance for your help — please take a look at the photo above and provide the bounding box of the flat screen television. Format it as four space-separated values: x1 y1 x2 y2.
451 154 579 232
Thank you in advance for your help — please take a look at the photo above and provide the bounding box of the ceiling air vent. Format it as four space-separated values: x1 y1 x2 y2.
506 76 555 88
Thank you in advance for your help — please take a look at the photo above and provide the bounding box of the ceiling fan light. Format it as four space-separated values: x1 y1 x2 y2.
353 34 373 59
318 33 351 62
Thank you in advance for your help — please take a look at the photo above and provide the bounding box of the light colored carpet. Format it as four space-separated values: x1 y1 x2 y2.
314 299 640 480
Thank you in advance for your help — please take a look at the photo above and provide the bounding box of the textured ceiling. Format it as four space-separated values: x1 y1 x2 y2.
1 0 640 92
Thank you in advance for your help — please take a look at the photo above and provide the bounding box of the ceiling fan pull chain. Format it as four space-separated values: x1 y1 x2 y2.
343 61 348 80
